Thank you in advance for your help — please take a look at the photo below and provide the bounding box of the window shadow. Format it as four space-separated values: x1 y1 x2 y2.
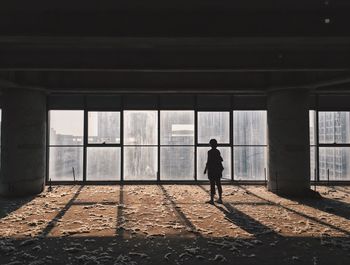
40 185 84 237
116 184 124 238
198 185 277 237
158 185 202 237
239 186 350 236
333 187 350 194
293 195 350 222
0 195 36 219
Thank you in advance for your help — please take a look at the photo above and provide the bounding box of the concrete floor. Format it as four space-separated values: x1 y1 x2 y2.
0 185 349 265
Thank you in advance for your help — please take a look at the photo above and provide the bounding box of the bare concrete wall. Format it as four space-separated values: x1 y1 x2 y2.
267 88 310 195
0 88 46 196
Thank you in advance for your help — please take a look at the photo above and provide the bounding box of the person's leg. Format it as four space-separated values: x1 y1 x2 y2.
216 178 223 203
209 178 215 203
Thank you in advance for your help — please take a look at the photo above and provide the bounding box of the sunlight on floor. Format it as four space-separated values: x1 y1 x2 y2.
1 185 349 240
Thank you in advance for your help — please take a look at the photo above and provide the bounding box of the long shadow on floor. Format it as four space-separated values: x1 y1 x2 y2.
334 186 350 196
198 185 277 237
40 185 84 237
293 195 350 221
116 185 124 238
158 185 202 237
239 186 350 236
0 195 36 219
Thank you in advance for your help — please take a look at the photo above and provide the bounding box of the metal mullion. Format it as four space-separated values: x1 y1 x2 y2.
232 144 268 147
123 145 159 147
87 108 121 112
319 144 350 147
159 144 196 146
197 109 231 112
232 110 235 181
157 108 160 182
194 100 198 181
230 109 234 181
83 101 88 182
197 143 231 147
49 145 85 147
46 108 50 183
121 99 124 182
86 144 122 147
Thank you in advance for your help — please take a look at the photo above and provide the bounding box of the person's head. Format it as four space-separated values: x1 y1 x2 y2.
209 138 218 148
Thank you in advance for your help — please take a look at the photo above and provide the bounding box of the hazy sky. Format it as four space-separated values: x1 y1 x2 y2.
50 110 83 136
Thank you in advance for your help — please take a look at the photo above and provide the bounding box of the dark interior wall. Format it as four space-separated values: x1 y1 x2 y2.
45 93 350 111
0 0 349 37
47 94 268 110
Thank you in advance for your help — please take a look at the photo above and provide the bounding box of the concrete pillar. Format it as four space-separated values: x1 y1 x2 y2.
0 88 46 196
267 88 310 196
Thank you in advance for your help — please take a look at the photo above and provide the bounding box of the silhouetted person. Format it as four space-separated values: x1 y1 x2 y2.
204 139 224 204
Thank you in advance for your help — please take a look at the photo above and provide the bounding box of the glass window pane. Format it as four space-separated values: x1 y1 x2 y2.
198 112 230 144
233 111 267 145
309 110 316 145
319 112 350 144
124 147 157 180
160 111 194 145
87 147 121 181
310 146 316 181
88 112 120 144
124 111 158 145
49 147 83 181
49 110 84 145
234 147 266 181
161 147 194 180
319 147 350 181
197 147 231 181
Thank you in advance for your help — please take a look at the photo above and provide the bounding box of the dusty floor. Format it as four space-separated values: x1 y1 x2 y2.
0 185 349 265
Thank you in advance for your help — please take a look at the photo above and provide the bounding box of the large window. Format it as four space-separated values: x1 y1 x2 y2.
87 112 121 181
233 111 267 181
47 104 335 182
318 112 350 181
123 111 158 180
160 111 194 180
49 110 84 181
47 109 269 182
197 112 231 181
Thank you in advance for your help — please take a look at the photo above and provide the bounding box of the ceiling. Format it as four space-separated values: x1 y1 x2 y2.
1 1 350 93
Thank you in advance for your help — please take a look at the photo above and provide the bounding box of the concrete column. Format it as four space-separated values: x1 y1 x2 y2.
0 88 46 196
267 88 310 196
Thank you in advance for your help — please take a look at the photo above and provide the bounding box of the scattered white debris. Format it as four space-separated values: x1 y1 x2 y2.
164 252 172 260
211 254 227 262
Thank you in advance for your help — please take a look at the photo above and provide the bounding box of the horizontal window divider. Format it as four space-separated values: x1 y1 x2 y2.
47 180 269 185
48 145 84 147
197 144 231 147
123 145 159 147
319 144 350 147
197 110 231 112
87 109 122 111
160 145 195 147
233 145 267 147
87 144 121 147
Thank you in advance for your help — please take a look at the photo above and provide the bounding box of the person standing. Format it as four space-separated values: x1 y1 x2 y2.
204 139 224 204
